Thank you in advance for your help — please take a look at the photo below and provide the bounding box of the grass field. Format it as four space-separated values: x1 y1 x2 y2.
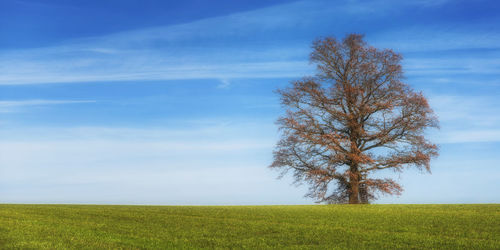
0 204 498 249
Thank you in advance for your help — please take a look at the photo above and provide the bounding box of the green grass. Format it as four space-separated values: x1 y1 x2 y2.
0 204 498 249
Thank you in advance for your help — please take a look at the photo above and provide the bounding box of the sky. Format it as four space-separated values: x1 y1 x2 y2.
0 0 499 205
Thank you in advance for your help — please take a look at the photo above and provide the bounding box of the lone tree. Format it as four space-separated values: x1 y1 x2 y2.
270 34 438 204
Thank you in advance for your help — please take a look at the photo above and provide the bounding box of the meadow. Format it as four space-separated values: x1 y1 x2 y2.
0 204 498 249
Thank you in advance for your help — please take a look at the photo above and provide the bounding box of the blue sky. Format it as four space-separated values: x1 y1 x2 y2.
0 0 499 204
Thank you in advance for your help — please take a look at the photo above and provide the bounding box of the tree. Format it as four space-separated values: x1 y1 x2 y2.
270 34 438 204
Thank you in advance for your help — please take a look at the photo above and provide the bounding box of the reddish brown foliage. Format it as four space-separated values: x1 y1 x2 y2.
270 34 439 204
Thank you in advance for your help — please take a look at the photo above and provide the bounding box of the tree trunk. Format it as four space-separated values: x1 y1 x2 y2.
359 183 369 204
348 181 359 204
348 126 362 204
348 165 360 204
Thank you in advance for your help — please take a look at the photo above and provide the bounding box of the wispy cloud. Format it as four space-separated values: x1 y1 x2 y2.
438 129 500 144
404 56 500 77
0 124 310 205
374 30 500 54
430 95 500 125
217 79 231 88
1 0 494 85
428 95 500 143
0 99 95 107
0 0 316 85
0 99 96 113
408 0 459 7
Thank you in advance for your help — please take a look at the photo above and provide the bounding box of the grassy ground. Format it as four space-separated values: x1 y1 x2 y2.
0 204 498 249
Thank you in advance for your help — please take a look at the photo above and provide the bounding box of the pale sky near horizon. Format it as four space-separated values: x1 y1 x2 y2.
0 0 499 204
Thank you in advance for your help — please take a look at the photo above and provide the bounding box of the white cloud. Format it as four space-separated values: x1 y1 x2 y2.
408 0 458 7
404 57 500 76
217 79 231 89
437 129 500 144
428 95 500 143
429 95 500 126
0 0 318 85
372 27 500 53
0 99 96 113
0 124 312 204
1 0 490 85
0 99 95 107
